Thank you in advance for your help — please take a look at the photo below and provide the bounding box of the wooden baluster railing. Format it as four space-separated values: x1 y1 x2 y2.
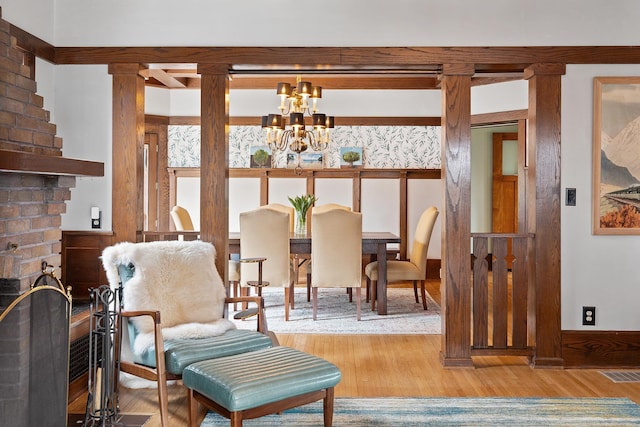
511 236 530 349
472 236 489 349
470 233 534 356
492 238 508 349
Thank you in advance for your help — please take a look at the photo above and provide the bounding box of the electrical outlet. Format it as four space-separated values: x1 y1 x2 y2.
582 306 595 326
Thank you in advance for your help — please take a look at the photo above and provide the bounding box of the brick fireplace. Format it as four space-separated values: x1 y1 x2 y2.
0 12 103 426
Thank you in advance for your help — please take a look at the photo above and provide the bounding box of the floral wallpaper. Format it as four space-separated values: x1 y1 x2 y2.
168 125 441 169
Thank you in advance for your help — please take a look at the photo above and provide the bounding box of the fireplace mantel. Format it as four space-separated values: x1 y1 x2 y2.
0 149 104 176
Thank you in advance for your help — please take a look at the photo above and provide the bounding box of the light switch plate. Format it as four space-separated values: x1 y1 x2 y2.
566 188 576 206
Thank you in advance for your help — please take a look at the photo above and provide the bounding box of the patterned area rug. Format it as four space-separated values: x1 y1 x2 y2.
200 397 640 426
230 286 441 334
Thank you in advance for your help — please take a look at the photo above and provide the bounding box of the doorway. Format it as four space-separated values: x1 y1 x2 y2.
491 132 519 268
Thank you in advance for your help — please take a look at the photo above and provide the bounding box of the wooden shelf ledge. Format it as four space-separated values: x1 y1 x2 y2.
0 149 104 177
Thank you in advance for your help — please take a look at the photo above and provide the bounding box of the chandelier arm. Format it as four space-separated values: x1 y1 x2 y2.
309 130 327 152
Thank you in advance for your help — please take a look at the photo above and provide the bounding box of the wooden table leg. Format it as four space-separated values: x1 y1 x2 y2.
376 242 388 315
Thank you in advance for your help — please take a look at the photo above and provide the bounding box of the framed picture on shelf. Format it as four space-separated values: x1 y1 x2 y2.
340 147 363 168
287 151 324 169
250 146 271 168
592 76 640 235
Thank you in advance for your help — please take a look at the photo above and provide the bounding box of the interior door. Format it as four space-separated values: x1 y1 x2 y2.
491 132 519 268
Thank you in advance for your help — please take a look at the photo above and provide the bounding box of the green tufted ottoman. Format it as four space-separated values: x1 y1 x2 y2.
182 346 342 427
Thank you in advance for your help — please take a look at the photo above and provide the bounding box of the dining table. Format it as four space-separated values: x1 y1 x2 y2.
229 231 400 315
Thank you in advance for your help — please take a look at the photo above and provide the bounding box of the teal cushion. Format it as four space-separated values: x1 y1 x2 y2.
117 262 135 285
134 328 273 375
182 346 342 411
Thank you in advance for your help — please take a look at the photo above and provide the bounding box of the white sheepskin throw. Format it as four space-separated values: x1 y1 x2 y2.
101 240 235 357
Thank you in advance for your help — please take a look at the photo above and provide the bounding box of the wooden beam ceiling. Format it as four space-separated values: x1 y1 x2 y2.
144 71 523 90
12 21 640 91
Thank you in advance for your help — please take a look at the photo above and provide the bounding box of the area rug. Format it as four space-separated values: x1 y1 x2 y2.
200 397 640 426
230 287 441 334
67 413 151 426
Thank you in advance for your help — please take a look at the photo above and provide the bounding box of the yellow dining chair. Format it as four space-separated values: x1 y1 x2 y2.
170 205 195 231
170 205 240 307
311 208 363 320
365 206 439 311
240 207 295 321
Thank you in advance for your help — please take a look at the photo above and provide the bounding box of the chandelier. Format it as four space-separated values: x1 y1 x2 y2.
261 76 334 155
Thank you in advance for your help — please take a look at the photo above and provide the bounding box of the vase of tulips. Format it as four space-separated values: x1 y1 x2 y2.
288 194 318 236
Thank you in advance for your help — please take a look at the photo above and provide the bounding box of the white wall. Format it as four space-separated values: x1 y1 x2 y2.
5 0 634 47
562 65 640 330
1 0 55 41
53 65 113 231
7 1 640 48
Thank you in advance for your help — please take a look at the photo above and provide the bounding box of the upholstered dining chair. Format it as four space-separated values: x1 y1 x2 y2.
170 205 241 306
170 205 195 231
101 240 274 427
365 206 439 311
259 203 295 232
311 203 351 214
305 203 352 300
311 208 363 320
240 207 295 321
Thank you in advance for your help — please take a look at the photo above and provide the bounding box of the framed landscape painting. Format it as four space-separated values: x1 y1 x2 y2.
287 151 324 169
340 147 363 168
250 146 271 168
593 77 640 235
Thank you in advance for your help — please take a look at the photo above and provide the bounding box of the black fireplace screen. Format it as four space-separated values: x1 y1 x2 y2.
0 268 71 427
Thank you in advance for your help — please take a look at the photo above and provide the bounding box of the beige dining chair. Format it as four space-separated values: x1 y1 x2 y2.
311 203 351 214
240 207 295 321
259 203 295 232
171 205 240 307
365 206 439 311
311 208 363 321
306 203 352 300
257 203 307 308
170 205 195 231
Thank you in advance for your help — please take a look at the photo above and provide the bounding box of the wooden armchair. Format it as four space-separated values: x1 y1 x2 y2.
101 240 275 427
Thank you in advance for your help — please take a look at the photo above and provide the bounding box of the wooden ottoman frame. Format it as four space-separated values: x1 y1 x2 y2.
183 346 341 427
188 386 335 427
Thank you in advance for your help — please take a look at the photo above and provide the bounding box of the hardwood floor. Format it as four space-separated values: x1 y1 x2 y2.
68 280 640 426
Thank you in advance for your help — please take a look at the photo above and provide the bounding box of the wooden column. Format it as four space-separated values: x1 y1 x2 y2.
109 64 146 244
198 64 230 280
524 63 565 368
439 64 474 368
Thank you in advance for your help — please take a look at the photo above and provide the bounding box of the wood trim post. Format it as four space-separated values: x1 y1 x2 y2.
399 171 408 260
260 172 269 205
439 64 474 367
145 117 171 231
198 64 230 280
352 173 361 212
517 119 527 234
524 63 565 367
109 64 146 243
